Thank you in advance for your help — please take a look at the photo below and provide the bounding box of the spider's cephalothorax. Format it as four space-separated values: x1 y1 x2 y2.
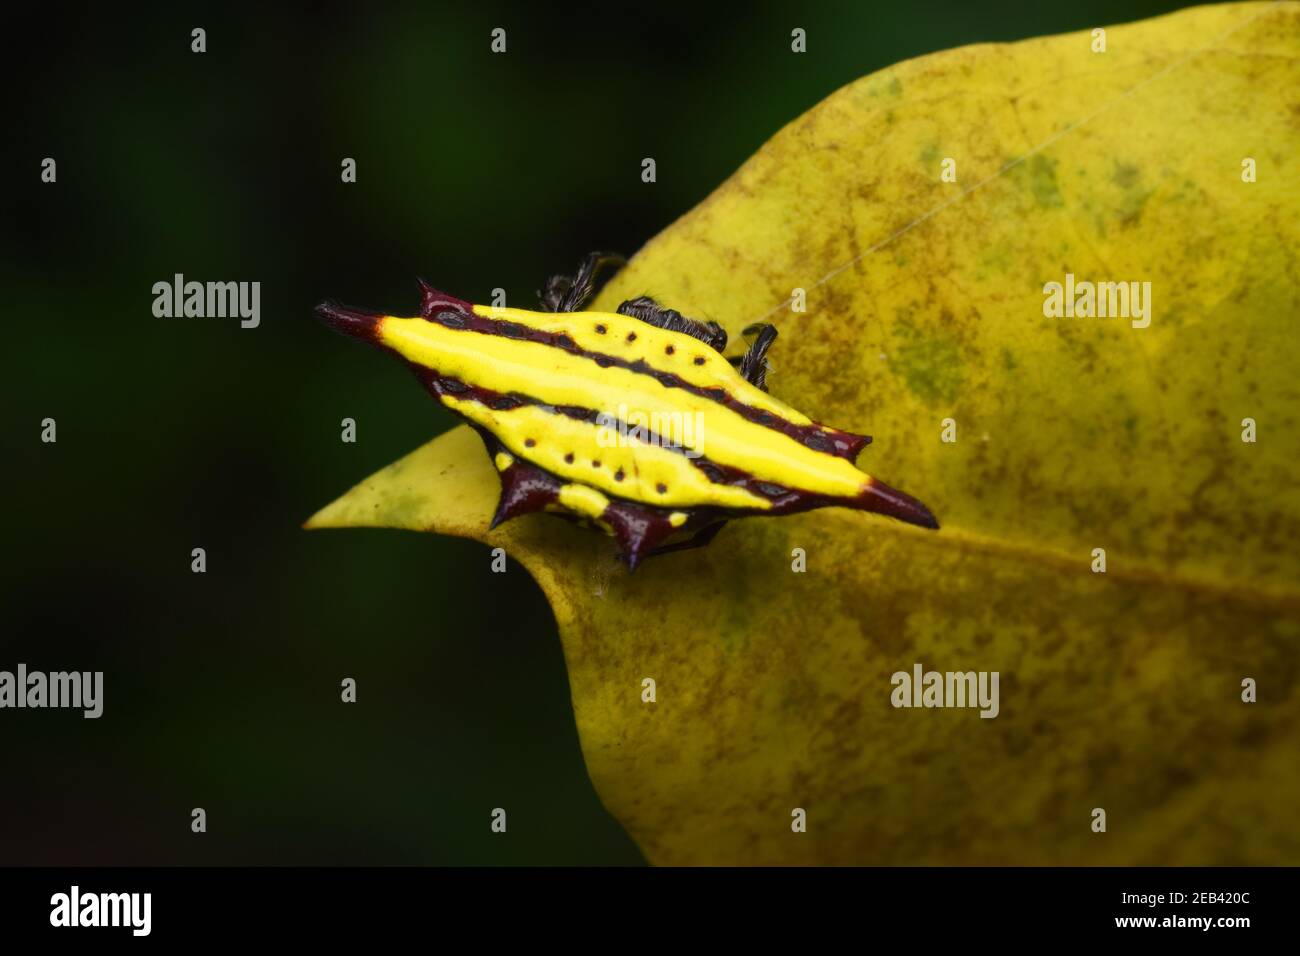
316 252 938 569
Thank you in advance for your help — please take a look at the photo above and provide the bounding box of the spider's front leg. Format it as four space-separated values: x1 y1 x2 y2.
538 251 627 312
617 296 729 353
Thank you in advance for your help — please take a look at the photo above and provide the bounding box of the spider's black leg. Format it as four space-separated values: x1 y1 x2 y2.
614 295 662 324
700 320 729 353
537 251 625 313
738 323 779 391
538 275 571 313
616 295 729 353
538 252 625 313
636 520 729 561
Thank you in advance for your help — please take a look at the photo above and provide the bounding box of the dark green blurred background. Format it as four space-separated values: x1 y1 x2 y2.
3 1 1192 864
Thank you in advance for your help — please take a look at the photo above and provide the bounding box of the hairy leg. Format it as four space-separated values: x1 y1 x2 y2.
538 251 627 312
616 295 729 353
737 323 779 390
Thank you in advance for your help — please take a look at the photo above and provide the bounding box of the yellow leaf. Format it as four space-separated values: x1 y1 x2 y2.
308 2 1300 863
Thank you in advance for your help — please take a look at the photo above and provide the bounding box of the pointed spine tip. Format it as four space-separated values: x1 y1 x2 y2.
417 279 474 319
859 477 940 530
315 300 382 341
